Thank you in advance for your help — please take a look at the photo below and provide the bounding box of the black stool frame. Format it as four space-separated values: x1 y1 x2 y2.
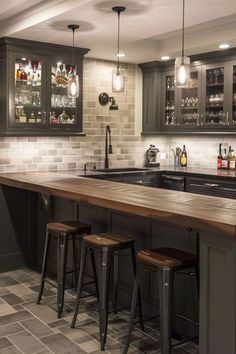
71 238 144 351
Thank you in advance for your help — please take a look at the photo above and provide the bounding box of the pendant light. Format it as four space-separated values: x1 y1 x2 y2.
174 0 190 88
67 24 79 98
112 6 126 93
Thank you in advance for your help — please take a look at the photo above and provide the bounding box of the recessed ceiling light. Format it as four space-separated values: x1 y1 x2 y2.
160 55 170 61
219 43 230 49
117 53 126 57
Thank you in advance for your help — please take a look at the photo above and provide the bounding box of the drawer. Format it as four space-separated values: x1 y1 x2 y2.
186 177 236 199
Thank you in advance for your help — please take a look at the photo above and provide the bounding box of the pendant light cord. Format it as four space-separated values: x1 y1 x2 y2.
72 28 75 68
117 11 120 71
182 0 185 58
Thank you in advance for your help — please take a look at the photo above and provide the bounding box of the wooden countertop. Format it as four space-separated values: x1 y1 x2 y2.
0 171 235 237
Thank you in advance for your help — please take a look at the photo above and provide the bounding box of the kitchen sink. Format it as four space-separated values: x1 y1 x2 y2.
95 167 148 173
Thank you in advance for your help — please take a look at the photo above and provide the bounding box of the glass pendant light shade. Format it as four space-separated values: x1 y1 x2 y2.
112 68 124 93
174 56 190 88
174 0 190 88
67 72 79 98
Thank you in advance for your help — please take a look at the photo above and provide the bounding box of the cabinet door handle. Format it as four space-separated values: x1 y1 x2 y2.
203 183 220 187
136 180 143 184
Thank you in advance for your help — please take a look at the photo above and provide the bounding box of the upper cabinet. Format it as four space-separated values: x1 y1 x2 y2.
140 49 236 134
0 37 89 136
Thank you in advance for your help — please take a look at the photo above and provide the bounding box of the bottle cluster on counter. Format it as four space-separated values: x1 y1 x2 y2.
172 145 188 167
217 143 236 170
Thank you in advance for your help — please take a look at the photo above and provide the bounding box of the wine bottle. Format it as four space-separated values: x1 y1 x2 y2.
222 148 228 169
217 143 222 169
180 145 187 167
229 146 236 170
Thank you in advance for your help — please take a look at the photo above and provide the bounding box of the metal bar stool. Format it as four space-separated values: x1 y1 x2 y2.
71 233 144 351
124 247 199 354
37 221 99 318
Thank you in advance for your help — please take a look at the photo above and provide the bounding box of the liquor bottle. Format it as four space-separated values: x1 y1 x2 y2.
217 143 222 169
16 63 22 80
36 111 42 123
28 111 36 123
62 64 67 78
180 145 187 167
229 146 236 170
56 63 62 77
222 148 228 169
50 111 58 124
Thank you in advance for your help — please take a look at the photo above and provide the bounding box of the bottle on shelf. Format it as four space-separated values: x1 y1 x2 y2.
56 63 62 77
50 111 58 124
222 148 228 169
36 111 42 124
217 143 222 169
28 111 36 123
18 106 27 123
62 64 67 78
180 145 187 167
16 63 22 80
228 146 236 170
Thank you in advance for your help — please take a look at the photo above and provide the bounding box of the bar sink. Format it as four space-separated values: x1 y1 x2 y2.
95 167 148 173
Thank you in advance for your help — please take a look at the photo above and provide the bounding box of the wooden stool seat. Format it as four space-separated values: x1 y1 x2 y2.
138 247 197 268
47 221 91 236
83 233 133 248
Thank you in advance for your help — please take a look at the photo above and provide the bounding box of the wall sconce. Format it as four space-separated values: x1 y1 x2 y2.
98 92 118 110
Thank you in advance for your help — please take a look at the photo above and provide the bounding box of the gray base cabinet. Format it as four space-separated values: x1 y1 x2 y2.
200 232 236 354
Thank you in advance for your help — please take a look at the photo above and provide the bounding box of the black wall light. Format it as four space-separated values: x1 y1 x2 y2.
99 92 118 110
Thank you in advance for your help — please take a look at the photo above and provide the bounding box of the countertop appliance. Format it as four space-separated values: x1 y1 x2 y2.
146 144 160 167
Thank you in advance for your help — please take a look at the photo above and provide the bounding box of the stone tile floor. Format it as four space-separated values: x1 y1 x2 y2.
0 269 199 354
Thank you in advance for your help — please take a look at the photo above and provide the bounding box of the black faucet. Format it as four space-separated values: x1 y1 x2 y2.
104 125 113 168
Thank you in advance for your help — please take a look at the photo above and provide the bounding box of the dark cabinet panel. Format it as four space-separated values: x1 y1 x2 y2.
0 37 89 136
140 48 236 134
143 71 159 132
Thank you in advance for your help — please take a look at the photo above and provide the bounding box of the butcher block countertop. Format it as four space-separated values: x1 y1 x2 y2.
0 171 236 237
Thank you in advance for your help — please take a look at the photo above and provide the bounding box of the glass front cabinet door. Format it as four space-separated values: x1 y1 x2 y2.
10 53 47 130
48 57 82 132
0 37 89 135
176 68 201 128
201 62 229 129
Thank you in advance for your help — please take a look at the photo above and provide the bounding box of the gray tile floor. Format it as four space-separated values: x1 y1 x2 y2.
0 269 199 354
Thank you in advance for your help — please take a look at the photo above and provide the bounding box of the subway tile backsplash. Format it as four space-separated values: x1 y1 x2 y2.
0 57 235 172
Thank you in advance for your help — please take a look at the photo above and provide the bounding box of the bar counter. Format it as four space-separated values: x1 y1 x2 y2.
0 170 235 354
0 171 235 236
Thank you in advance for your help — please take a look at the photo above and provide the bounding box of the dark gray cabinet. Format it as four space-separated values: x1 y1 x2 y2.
140 48 236 134
142 71 159 132
0 37 89 136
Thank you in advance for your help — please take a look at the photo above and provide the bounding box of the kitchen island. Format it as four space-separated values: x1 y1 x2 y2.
0 170 235 354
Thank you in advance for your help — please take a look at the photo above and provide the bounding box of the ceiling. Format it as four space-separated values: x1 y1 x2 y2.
1 0 236 64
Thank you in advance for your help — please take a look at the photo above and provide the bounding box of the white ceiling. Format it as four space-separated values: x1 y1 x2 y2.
1 0 236 63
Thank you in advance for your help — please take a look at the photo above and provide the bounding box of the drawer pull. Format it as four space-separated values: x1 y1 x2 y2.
203 183 220 187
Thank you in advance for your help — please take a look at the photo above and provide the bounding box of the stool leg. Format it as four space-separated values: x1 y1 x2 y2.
72 235 77 287
123 261 142 354
112 251 119 314
37 229 51 304
130 246 144 331
98 247 112 351
71 241 87 328
158 267 173 354
90 249 99 301
57 232 68 319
